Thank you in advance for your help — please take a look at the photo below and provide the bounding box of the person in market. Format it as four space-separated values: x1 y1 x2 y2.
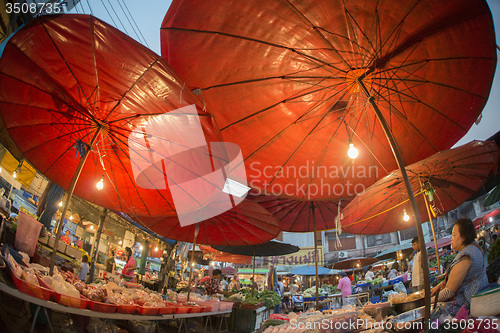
78 254 89 282
121 246 137 281
410 237 424 292
145 261 151 273
337 271 352 306
364 266 375 281
387 262 399 280
228 275 240 291
289 280 299 295
430 218 488 316
106 249 115 273
61 230 72 245
219 276 229 291
203 269 233 296
250 277 259 291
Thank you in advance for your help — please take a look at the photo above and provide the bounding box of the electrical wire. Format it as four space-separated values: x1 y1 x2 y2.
117 0 149 47
106 0 129 35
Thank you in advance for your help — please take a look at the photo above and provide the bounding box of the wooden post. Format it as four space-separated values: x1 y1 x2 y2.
49 128 102 275
89 208 108 282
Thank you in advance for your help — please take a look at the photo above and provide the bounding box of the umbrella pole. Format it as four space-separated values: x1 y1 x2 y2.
252 247 256 297
360 81 431 327
89 208 108 283
49 128 103 275
187 223 200 302
312 202 320 310
422 191 441 275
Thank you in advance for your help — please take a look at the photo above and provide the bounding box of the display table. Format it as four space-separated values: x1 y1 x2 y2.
230 306 271 333
0 280 231 333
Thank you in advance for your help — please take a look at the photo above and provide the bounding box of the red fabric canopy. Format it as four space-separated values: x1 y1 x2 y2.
123 201 281 246
248 192 350 232
341 141 500 234
0 14 222 218
161 0 497 201
473 207 500 228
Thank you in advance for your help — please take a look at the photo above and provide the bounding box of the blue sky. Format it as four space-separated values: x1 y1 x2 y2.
71 0 500 146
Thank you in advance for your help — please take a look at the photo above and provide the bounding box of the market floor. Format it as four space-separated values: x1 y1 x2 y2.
0 296 236 333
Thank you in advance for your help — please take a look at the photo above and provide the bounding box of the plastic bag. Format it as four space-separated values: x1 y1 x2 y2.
393 282 407 294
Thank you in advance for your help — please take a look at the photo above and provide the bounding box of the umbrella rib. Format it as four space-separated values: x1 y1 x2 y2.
281 0 351 69
105 131 176 213
39 18 97 120
102 57 161 122
162 27 347 74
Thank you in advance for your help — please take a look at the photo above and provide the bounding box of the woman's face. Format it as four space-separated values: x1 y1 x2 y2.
451 225 466 251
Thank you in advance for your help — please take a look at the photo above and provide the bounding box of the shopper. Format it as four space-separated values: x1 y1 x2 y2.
228 275 240 291
277 277 285 298
364 266 375 281
410 237 424 291
121 247 137 280
79 255 89 281
337 271 352 305
106 249 116 273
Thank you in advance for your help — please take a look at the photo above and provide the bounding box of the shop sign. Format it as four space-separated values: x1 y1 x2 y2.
239 247 323 268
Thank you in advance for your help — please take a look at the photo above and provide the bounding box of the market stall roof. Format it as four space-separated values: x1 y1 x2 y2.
425 237 451 249
212 240 299 257
374 242 414 259
473 207 500 227
332 257 379 270
289 266 330 276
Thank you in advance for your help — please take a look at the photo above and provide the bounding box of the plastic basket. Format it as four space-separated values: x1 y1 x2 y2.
188 305 202 313
15 212 42 257
389 277 403 285
9 269 52 300
201 305 212 313
53 293 89 309
116 303 138 314
158 305 175 315
137 306 159 316
87 300 116 313
175 305 190 314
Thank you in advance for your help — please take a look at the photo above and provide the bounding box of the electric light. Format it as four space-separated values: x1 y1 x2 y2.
347 142 358 159
155 246 158 251
139 245 143 251
119 240 122 245
59 201 63 207
489 217 493 223
403 210 410 222
96 176 104 190
90 225 94 230
69 215 73 220
13 171 17 178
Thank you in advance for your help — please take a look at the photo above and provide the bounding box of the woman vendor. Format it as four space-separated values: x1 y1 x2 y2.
431 218 488 316
122 247 137 281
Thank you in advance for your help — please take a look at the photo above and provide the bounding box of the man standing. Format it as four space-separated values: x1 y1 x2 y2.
410 237 424 292
277 277 285 298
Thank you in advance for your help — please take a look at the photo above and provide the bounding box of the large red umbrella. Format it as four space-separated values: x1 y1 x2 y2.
160 0 496 201
118 201 281 246
341 140 500 234
0 14 225 218
248 192 350 232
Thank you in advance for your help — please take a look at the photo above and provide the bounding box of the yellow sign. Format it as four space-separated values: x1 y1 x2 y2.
0 149 36 188
252 246 324 268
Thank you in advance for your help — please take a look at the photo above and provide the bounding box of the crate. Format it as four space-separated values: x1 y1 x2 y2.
47 237 66 253
88 300 116 313
136 306 159 316
116 304 138 314
64 245 81 259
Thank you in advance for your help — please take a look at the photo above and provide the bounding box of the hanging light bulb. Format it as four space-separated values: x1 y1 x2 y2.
139 245 143 251
96 176 104 190
13 171 17 179
119 240 122 245
403 210 410 222
69 215 73 220
191 262 195 267
90 225 94 230
489 217 493 223
155 246 159 252
347 140 358 159
58 201 63 207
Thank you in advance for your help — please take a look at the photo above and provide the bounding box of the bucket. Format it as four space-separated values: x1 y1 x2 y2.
15 212 42 257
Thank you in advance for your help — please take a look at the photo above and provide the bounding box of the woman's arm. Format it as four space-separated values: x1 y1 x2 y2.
445 256 471 293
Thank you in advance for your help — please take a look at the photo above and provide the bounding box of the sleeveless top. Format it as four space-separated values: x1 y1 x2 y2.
444 242 488 316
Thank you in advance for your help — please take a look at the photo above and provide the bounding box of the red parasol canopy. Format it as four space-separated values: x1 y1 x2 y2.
248 192 350 232
200 246 252 265
473 207 500 228
340 141 500 234
425 237 451 249
332 257 379 270
0 14 224 218
161 0 497 201
120 201 281 246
